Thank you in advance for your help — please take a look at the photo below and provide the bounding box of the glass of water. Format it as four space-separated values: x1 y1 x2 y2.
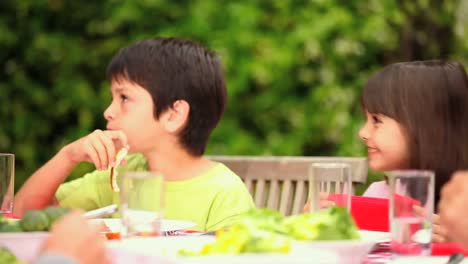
308 162 351 212
120 171 164 237
0 153 14 213
389 170 434 257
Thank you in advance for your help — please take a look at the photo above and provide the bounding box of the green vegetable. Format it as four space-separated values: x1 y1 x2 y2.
235 208 287 234
0 247 23 264
283 207 360 241
19 210 49 232
43 206 70 228
0 214 22 233
0 221 22 233
179 206 360 256
243 229 290 253
0 214 8 226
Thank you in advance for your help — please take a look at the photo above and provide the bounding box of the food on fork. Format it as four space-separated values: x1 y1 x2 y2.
110 146 129 192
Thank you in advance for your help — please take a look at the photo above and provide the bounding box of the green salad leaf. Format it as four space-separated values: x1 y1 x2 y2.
179 206 360 256
283 206 360 240
0 247 23 264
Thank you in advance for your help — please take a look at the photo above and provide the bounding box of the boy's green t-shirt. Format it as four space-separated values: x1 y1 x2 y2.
56 154 255 231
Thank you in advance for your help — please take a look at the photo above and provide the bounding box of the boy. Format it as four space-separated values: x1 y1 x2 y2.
14 37 254 231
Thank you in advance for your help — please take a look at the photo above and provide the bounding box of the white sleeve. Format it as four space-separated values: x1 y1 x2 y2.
362 181 390 199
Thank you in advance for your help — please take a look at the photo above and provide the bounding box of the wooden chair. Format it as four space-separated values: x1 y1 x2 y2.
208 156 368 216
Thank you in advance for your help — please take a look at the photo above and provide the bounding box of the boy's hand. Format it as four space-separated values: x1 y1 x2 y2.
63 129 128 170
42 210 109 264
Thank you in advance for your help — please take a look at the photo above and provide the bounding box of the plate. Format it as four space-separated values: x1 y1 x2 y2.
90 218 197 233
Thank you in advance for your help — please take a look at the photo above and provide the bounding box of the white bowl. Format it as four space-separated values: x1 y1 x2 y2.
0 232 49 262
294 239 375 264
107 231 385 264
107 236 340 264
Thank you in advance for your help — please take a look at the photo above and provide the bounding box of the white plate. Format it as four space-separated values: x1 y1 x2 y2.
90 218 197 233
161 219 197 232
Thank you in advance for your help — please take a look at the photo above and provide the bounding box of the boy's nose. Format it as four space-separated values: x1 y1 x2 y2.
103 104 115 121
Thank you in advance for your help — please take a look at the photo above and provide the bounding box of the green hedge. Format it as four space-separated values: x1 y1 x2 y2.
0 0 466 192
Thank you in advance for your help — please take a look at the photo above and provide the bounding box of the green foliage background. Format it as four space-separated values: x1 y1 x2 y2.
0 0 467 193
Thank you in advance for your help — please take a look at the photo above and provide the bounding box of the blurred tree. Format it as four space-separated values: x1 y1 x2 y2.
0 0 464 192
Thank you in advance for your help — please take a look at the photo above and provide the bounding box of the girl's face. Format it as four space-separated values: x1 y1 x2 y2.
359 111 411 171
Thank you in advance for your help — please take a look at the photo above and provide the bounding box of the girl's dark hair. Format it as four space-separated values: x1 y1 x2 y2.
361 60 468 207
106 37 227 156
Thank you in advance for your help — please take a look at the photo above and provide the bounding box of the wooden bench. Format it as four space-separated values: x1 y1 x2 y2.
209 156 368 216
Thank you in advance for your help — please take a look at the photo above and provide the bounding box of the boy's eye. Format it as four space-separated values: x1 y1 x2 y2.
120 94 129 102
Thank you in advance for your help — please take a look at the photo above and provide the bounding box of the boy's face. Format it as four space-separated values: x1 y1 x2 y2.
359 111 410 171
103 79 164 153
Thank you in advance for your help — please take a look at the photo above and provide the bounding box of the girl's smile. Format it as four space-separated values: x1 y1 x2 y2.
359 112 410 171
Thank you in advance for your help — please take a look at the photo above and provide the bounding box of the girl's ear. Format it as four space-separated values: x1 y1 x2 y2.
159 100 190 133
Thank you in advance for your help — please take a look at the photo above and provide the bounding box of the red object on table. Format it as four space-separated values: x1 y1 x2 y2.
432 243 468 256
2 212 19 219
348 195 390 232
327 194 421 232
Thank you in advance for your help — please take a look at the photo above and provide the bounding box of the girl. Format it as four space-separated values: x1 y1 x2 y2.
359 60 468 242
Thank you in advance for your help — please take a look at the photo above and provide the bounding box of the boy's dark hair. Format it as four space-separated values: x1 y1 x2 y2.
361 60 468 207
106 37 227 156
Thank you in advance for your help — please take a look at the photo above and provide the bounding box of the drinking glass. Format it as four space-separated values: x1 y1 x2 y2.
389 170 434 257
308 162 351 212
0 153 14 213
120 171 164 237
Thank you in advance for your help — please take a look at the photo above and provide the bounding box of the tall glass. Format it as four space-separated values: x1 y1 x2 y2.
389 170 434 257
0 153 14 213
308 162 351 212
120 171 164 237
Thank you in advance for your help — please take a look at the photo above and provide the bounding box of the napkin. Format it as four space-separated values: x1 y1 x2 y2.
327 194 421 232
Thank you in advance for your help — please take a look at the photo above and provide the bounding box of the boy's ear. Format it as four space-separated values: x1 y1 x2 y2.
160 100 190 133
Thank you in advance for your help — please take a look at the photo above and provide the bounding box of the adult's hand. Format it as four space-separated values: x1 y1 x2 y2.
438 171 468 248
412 205 450 243
41 211 109 264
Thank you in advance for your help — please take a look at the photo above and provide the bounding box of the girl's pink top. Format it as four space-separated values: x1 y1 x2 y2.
362 180 390 199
